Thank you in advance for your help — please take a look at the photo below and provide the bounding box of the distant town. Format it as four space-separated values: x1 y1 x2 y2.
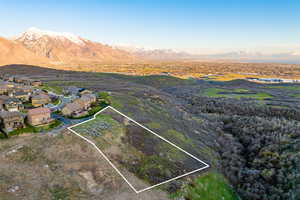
0 74 110 138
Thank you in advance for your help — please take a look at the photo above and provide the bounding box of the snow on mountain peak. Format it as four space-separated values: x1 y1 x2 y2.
18 27 85 45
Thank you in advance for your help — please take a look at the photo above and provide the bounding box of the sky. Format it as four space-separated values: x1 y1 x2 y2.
0 0 299 54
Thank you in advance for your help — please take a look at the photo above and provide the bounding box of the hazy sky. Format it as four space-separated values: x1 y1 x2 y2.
0 0 299 54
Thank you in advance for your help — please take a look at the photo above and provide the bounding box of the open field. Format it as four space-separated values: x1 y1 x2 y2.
201 88 273 100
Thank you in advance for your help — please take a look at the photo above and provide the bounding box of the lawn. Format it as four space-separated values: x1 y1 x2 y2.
170 172 239 200
39 84 64 95
292 93 300 98
202 88 272 100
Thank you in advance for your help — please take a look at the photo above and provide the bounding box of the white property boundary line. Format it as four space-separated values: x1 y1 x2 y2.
68 106 210 193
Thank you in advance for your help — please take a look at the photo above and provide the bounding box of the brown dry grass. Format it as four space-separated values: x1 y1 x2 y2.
0 131 169 200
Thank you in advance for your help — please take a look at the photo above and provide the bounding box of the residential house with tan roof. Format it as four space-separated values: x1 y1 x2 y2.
75 94 97 109
4 98 24 112
62 94 96 117
0 85 9 95
0 111 24 133
0 96 10 110
31 80 42 86
14 91 30 102
31 93 51 107
79 89 94 96
27 107 53 126
62 101 87 117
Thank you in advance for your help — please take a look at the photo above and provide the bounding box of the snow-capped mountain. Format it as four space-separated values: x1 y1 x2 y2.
14 27 135 64
16 27 87 45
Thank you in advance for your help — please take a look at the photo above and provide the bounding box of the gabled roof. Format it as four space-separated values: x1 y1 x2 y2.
32 93 50 100
0 111 23 119
4 98 22 104
64 101 84 112
15 91 29 96
28 107 51 116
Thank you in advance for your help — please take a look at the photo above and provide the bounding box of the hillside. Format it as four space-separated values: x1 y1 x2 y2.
0 65 299 200
0 37 49 65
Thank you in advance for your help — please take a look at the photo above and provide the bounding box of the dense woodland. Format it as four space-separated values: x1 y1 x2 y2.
176 95 300 200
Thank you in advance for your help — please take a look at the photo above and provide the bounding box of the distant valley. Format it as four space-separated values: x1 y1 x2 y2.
0 27 300 81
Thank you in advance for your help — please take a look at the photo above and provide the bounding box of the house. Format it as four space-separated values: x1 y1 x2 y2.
0 85 8 95
4 76 15 82
64 86 82 96
0 96 10 111
79 89 93 96
14 91 30 102
0 111 24 133
75 94 97 109
27 107 53 126
4 98 24 112
31 80 42 86
62 101 87 117
62 94 96 117
31 94 50 107
14 76 27 84
20 86 33 94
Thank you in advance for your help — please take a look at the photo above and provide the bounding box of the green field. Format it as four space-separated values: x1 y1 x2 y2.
267 86 300 91
171 172 239 200
39 84 64 95
202 88 272 100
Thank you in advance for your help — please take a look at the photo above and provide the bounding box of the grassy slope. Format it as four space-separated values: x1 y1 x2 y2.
171 172 239 200
202 88 272 100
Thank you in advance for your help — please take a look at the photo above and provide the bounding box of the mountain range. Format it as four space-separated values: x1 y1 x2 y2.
0 27 299 67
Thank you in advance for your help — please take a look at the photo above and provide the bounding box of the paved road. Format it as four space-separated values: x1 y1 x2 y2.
48 113 93 135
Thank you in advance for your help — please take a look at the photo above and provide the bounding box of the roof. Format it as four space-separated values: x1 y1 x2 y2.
4 98 22 104
28 107 51 116
0 111 23 118
15 91 29 96
81 94 96 101
0 95 10 101
32 94 49 100
64 101 83 112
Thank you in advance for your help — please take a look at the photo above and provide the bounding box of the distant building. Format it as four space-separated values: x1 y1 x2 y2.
31 80 42 87
14 91 30 102
64 86 82 96
6 76 15 82
4 98 24 112
27 107 53 126
14 76 27 84
0 111 24 133
79 89 94 96
0 96 10 111
31 94 51 107
0 85 9 95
